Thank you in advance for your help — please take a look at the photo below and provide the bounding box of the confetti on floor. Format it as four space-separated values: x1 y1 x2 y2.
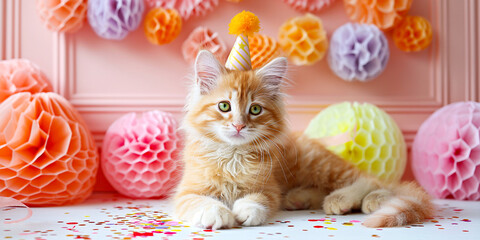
1 194 479 240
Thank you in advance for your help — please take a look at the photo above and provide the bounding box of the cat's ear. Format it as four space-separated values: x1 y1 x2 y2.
194 50 225 95
255 57 288 92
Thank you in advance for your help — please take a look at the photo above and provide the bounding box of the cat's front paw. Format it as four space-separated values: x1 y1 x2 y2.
232 198 268 226
323 192 356 215
192 203 235 230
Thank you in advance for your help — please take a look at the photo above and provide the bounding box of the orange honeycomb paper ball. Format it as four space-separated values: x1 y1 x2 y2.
0 59 53 103
144 8 182 45
36 0 87 33
0 92 99 206
344 0 412 31
393 16 433 52
278 13 328 66
250 34 282 69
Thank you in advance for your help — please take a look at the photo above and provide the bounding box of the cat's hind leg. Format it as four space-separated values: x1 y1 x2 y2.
361 189 394 214
323 177 378 214
283 187 326 210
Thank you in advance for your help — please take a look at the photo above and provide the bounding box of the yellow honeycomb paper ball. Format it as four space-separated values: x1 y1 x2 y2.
304 102 406 182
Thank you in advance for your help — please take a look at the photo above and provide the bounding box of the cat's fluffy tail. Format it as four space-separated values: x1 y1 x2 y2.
363 182 434 228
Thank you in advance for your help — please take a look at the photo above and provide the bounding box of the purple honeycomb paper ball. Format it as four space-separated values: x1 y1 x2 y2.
412 102 480 200
328 23 389 82
87 0 145 40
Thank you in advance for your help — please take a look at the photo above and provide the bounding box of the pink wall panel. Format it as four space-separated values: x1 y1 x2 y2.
1 0 479 192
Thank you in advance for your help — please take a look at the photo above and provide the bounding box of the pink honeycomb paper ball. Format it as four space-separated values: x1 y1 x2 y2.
412 102 480 200
101 111 183 199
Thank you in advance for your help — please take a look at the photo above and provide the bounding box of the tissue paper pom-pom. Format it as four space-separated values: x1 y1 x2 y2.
145 0 218 20
250 34 282 69
87 0 145 40
278 13 328 66
36 0 87 33
101 111 183 198
393 16 433 52
344 0 412 31
305 102 407 182
412 102 480 200
328 23 389 82
144 8 182 45
182 27 228 64
0 59 53 103
284 0 336 12
0 92 99 206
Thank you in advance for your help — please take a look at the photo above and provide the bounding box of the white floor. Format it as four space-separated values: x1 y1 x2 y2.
1 193 479 240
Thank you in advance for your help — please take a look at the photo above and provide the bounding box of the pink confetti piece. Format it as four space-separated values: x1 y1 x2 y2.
349 220 361 223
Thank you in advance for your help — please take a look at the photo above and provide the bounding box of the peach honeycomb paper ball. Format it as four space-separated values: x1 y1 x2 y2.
250 33 282 69
305 102 407 182
182 26 228 65
412 102 480 200
284 0 336 12
145 0 218 20
0 92 99 206
278 13 328 66
101 111 183 199
0 59 53 103
36 0 87 33
393 16 433 52
144 8 182 45
344 0 412 31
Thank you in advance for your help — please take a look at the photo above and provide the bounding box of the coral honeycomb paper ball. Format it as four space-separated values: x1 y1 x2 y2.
0 92 99 206
145 0 218 20
412 102 480 200
182 26 228 64
0 59 53 103
102 111 183 199
305 102 406 182
284 0 336 12
278 13 329 66
36 0 87 33
344 0 412 31
393 16 433 52
144 8 183 45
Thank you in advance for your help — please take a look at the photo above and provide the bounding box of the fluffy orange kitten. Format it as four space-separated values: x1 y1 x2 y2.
174 50 433 229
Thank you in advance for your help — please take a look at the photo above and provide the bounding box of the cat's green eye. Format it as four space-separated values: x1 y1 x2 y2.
250 104 262 115
218 101 231 112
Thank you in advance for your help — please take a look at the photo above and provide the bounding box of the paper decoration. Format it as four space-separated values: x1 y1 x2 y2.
0 59 53 103
393 16 433 52
226 0 243 2
328 23 389 82
87 0 145 40
305 102 407 182
249 34 282 69
145 0 218 20
182 26 228 64
102 111 183 199
283 0 336 12
144 8 182 45
412 102 480 200
278 13 328 66
36 0 87 33
0 92 99 206
344 0 412 31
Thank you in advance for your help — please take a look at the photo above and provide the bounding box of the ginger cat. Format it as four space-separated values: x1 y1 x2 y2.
174 50 433 230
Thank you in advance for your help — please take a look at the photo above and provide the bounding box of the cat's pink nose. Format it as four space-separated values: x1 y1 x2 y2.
232 123 246 132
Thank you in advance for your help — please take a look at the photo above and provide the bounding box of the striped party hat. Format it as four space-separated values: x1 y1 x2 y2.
225 11 260 71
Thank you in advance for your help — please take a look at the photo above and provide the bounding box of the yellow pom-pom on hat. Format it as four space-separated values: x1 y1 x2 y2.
226 11 260 71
